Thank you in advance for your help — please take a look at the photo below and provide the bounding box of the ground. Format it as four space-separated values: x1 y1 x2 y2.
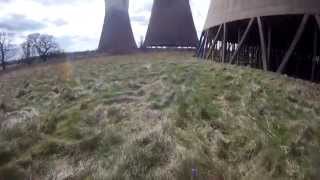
0 52 320 180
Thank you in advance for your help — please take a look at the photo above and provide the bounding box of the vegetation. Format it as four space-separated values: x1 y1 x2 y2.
0 52 320 179
21 33 60 62
0 32 15 70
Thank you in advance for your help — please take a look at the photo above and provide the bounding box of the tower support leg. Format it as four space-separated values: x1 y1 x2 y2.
222 23 227 63
196 31 205 57
257 17 268 71
202 31 209 58
312 22 318 81
230 18 255 64
277 14 309 73
267 27 272 67
207 25 222 60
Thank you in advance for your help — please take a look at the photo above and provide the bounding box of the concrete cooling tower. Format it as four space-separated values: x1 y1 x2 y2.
198 0 320 82
99 0 137 53
144 0 199 48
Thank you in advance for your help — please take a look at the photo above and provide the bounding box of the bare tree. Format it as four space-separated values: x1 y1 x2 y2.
21 34 37 64
21 40 31 59
0 32 14 70
23 33 60 62
37 34 59 61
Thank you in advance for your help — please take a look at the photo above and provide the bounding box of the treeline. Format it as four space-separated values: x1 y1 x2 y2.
0 32 62 70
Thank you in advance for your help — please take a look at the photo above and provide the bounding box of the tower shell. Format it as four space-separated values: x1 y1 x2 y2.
198 0 320 82
144 0 199 47
99 0 137 53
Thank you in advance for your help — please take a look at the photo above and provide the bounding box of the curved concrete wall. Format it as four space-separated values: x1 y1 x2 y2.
99 0 136 53
106 0 129 11
144 0 198 47
204 0 320 29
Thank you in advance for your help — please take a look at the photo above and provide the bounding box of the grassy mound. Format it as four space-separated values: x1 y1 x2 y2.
0 52 320 180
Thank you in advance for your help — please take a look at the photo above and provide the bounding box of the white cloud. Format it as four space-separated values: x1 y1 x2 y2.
0 0 211 52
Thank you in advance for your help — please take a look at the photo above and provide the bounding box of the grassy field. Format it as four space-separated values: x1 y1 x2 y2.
0 52 320 180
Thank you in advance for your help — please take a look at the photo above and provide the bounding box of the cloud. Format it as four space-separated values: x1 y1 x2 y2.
0 14 46 32
34 0 91 6
134 1 153 12
0 0 11 4
0 0 210 52
131 15 148 26
49 19 68 26
56 35 98 52
0 0 91 6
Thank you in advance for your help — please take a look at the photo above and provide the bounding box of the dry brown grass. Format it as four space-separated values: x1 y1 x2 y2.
0 52 320 180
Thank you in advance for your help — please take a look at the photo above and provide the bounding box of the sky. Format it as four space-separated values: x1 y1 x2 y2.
0 0 211 52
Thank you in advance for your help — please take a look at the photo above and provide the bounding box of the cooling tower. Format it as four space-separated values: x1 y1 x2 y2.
99 0 137 53
144 0 198 47
198 0 320 81
204 0 320 29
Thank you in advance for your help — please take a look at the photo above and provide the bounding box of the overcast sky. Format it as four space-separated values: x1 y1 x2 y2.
0 0 210 52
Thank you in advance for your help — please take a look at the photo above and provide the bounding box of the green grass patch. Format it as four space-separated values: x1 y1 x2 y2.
1 52 320 179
